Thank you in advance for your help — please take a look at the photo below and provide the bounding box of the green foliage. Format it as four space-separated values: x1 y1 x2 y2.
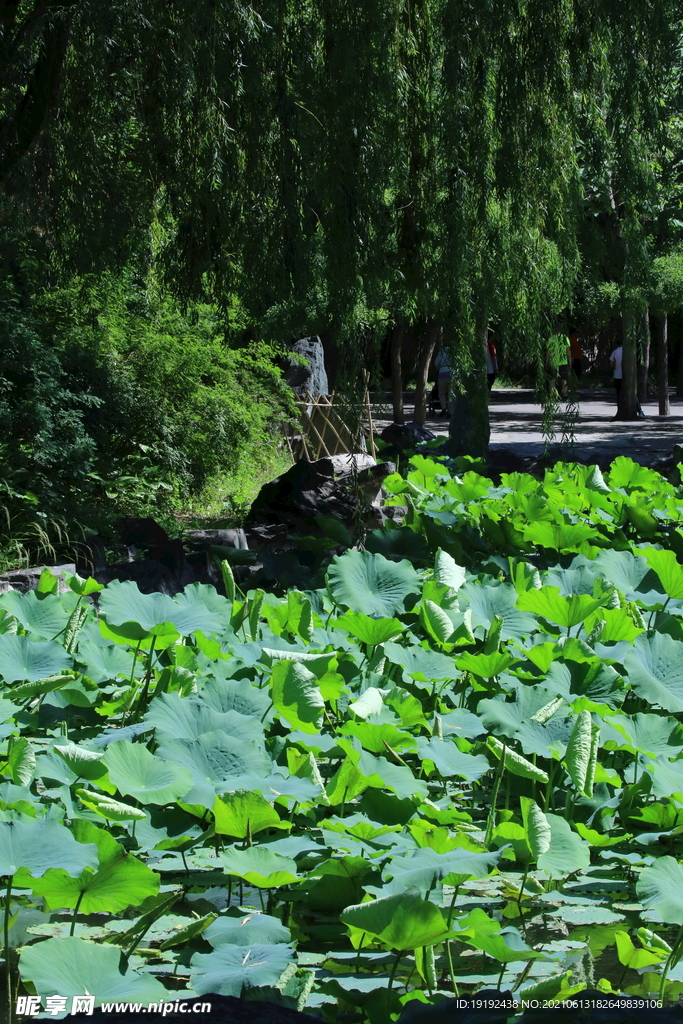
3 453 683 1013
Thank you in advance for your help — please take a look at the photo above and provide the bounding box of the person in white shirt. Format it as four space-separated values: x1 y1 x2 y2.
610 344 644 416
610 344 623 404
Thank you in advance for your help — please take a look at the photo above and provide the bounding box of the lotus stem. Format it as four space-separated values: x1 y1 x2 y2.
69 889 85 937
485 741 506 847
387 951 402 993
660 923 683 1002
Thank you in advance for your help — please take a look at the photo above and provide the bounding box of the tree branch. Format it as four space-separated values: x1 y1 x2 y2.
0 9 74 183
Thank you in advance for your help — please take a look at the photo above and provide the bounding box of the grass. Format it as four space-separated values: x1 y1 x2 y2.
173 448 292 530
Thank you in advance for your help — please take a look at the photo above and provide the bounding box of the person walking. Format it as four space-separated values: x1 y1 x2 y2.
486 333 499 390
610 343 623 404
611 342 644 417
433 345 452 416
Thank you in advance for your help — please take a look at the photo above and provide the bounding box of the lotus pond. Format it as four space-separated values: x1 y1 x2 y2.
3 454 683 1020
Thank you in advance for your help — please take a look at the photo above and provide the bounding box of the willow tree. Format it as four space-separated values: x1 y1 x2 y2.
3 0 682 446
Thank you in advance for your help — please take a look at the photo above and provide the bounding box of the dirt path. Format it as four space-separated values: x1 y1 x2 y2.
373 388 683 465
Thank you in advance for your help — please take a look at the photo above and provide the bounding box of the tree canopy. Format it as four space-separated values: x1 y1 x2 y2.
2 1 683 416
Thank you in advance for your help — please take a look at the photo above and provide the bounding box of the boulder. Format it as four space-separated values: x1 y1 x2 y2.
184 528 249 551
380 421 436 456
285 336 329 398
247 457 396 532
0 563 76 594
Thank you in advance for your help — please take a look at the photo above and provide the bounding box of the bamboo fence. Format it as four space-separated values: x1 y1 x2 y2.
284 372 377 462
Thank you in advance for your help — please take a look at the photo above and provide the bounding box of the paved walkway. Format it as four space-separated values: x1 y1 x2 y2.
374 388 683 465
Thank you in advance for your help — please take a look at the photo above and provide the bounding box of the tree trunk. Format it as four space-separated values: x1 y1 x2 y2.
449 319 490 459
616 308 639 420
413 323 441 426
677 336 683 398
658 313 670 417
390 324 405 424
637 310 650 403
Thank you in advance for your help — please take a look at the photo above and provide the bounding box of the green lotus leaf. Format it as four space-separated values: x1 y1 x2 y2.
190 942 294 997
623 632 683 713
0 590 70 640
204 912 291 947
593 549 655 602
564 710 596 796
641 548 683 600
384 846 502 893
340 889 450 950
220 847 298 888
439 708 486 739
516 586 601 628
520 797 551 860
433 549 467 591
348 686 389 719
601 713 683 758
270 659 324 733
334 612 404 646
64 572 105 596
341 741 428 799
213 790 285 838
2 736 34 786
487 737 549 782
479 685 570 740
20 936 166 1005
0 634 71 684
637 856 683 924
156 731 272 808
456 650 516 677
459 583 538 640
0 819 98 878
339 721 417 754
54 741 107 782
643 757 683 799
322 814 401 841
463 926 550 964
522 521 595 552
144 691 265 743
416 737 489 781
31 820 159 913
537 814 590 875
544 561 600 596
382 642 456 682
76 789 147 821
99 579 224 635
420 599 457 645
76 640 141 683
197 675 273 719
327 550 420 617
102 740 193 805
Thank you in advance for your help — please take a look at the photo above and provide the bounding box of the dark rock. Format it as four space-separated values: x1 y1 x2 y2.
0 563 76 594
119 516 170 548
96 558 184 596
247 457 396 538
380 421 437 454
487 446 525 475
184 528 249 550
379 505 409 526
285 336 329 398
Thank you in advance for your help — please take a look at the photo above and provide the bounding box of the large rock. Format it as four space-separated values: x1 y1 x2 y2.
0 563 76 594
285 336 329 398
247 457 396 531
380 421 437 456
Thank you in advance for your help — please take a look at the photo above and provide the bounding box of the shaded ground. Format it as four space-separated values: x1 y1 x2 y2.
373 387 683 465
